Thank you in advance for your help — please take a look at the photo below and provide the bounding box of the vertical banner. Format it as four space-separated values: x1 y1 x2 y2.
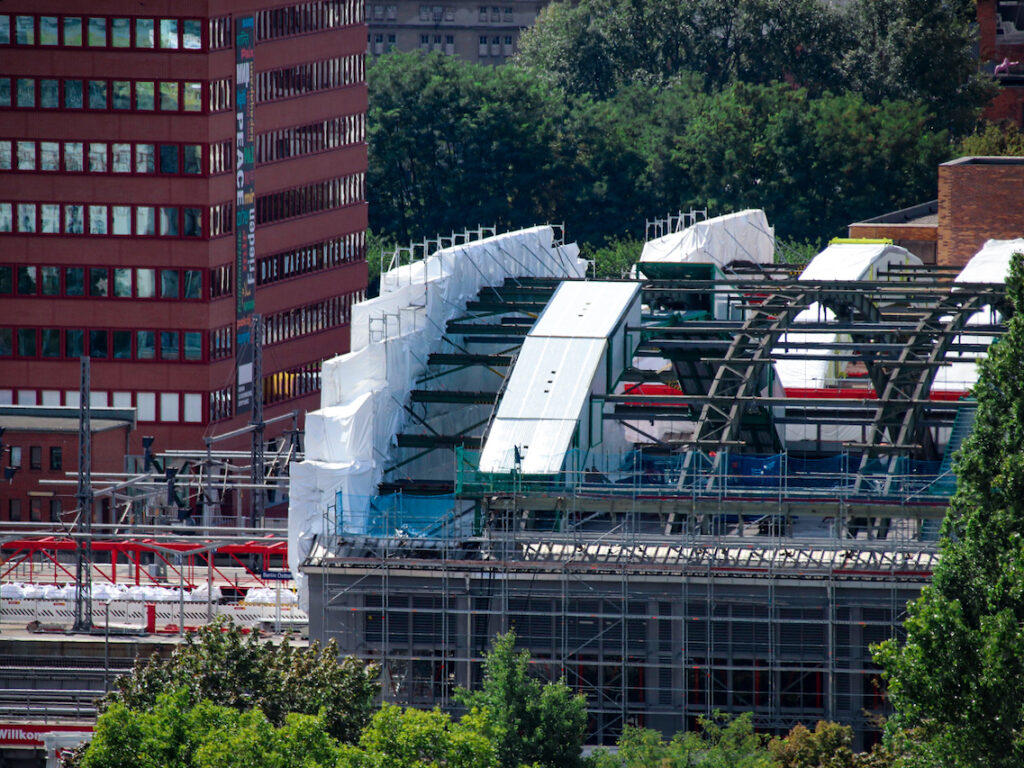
234 15 256 414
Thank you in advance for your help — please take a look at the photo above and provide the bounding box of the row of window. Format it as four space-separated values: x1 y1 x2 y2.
263 291 362 347
477 6 516 22
3 367 322 425
0 77 203 112
255 173 365 225
0 14 203 50
254 55 364 103
1 266 203 301
0 388 206 425
256 1 361 42
8 497 67 523
0 328 204 362
0 203 204 238
7 445 62 472
478 35 515 57
256 114 365 164
256 232 367 287
1 140 203 176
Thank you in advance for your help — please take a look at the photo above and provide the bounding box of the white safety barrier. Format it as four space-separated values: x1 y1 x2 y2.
0 598 307 630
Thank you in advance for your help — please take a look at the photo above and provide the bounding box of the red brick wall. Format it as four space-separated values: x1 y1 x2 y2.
937 159 1024 267
1 426 129 523
984 87 1024 127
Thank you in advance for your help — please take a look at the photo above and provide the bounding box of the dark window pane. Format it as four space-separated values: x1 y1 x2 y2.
184 20 202 49
89 329 108 358
159 81 178 110
183 270 202 299
64 80 83 109
16 77 34 108
41 266 59 295
160 269 179 298
0 78 9 107
15 15 33 45
17 328 36 357
65 267 84 296
112 330 131 359
160 331 179 359
135 81 154 110
64 17 82 46
184 332 202 360
159 144 178 174
160 207 179 237
49 447 62 470
0 328 11 356
88 79 107 109
87 17 106 46
65 329 84 357
0 266 11 294
112 80 130 110
136 18 154 48
137 331 155 359
0 15 8 45
17 266 36 295
183 145 201 174
184 208 202 238
113 268 131 297
89 267 108 297
40 16 58 45
30 446 41 470
111 18 130 47
40 79 58 108
41 328 60 357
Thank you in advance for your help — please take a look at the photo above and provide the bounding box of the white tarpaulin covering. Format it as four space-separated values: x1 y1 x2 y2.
289 227 587 605
478 281 641 474
638 209 774 270
933 238 1024 392
774 243 920 447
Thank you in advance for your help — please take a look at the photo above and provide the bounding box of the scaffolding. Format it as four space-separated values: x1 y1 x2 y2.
301 258 1005 751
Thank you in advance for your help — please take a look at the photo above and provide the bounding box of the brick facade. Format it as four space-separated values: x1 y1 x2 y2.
937 157 1024 267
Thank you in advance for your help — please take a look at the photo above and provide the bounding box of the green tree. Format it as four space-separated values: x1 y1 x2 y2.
591 713 773 768
874 252 1024 767
338 703 496 768
455 632 589 768
586 237 643 279
516 0 850 99
80 691 342 768
840 0 995 135
957 120 1024 157
769 721 860 768
367 52 570 244
102 618 379 744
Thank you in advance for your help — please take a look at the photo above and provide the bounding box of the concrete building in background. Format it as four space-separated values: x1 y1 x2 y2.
0 1 369 516
366 0 545 62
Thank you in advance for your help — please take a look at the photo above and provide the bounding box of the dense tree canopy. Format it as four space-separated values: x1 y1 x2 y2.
516 0 991 134
455 632 589 768
102 619 379 744
874 253 1024 767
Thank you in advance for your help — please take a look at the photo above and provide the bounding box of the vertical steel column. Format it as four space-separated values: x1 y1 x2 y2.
73 357 93 632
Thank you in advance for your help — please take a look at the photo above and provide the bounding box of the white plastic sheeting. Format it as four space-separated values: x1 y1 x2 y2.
933 238 1024 392
638 209 774 271
479 282 641 474
289 227 587 605
774 243 921 448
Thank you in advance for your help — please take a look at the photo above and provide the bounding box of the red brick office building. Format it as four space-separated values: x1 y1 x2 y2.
0 2 368 478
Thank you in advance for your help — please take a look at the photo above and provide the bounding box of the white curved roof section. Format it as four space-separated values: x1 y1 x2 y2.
775 243 921 392
638 209 774 271
478 281 642 475
934 238 1024 392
